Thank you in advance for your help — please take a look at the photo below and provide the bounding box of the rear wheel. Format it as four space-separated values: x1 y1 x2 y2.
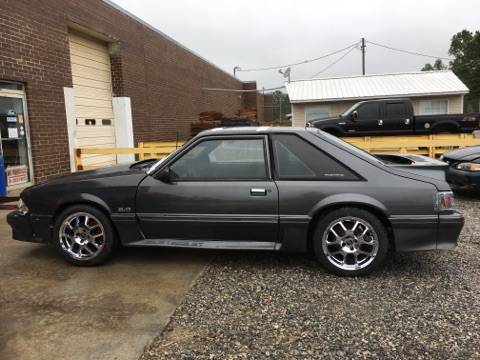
53 205 116 266
313 207 389 276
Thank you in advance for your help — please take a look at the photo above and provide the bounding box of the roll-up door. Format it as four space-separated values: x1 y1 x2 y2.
68 32 116 168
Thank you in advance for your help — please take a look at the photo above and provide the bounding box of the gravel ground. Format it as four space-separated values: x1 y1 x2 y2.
141 195 480 360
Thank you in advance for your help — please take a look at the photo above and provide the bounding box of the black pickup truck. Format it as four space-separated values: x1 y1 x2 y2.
307 98 480 136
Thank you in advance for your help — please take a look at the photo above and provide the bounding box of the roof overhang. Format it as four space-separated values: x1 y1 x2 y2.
290 91 469 104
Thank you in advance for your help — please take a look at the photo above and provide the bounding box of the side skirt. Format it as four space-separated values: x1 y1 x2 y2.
126 239 282 251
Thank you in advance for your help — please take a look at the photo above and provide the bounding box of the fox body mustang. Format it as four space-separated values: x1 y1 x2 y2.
8 127 463 276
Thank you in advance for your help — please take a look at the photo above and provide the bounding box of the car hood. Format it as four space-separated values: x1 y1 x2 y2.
308 116 340 126
24 163 148 193
443 146 480 162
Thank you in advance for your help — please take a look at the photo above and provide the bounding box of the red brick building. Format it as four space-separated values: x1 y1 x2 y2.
0 0 255 188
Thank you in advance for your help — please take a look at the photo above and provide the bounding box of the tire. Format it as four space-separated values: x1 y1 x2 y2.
313 207 389 276
53 204 116 266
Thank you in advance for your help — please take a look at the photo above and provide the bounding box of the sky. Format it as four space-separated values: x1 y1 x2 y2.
111 0 480 89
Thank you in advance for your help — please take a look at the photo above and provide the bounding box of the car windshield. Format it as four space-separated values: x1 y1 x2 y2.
341 103 359 117
308 128 383 165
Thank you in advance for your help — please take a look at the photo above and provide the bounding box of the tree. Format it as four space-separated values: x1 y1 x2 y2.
421 59 448 71
272 91 291 120
449 30 480 112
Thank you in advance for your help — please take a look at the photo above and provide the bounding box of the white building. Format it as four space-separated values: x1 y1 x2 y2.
286 71 469 127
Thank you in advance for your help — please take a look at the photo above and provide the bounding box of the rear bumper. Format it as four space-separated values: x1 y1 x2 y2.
390 212 464 252
445 167 480 188
437 212 464 250
7 210 52 243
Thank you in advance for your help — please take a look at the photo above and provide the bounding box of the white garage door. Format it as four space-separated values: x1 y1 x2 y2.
68 32 116 168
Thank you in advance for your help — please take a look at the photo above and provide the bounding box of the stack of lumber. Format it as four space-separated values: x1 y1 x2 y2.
191 110 259 137
190 111 224 137
238 107 257 119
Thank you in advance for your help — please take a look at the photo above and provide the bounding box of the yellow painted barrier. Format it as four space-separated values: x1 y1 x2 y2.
75 133 480 171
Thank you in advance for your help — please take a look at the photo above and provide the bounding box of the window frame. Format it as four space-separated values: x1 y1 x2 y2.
158 135 272 182
385 102 407 119
356 102 380 120
268 133 363 182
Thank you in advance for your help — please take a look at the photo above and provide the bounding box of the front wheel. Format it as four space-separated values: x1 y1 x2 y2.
313 207 389 276
53 205 116 266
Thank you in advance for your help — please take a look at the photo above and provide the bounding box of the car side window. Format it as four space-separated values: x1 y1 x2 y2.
169 138 267 180
272 134 359 180
385 103 407 118
357 103 380 120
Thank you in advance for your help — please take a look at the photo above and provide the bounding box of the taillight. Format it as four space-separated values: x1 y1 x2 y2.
434 191 455 212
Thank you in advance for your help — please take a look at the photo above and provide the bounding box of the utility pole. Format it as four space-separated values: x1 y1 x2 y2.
361 38 366 75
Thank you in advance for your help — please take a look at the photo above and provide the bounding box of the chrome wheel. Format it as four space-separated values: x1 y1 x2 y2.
322 216 379 271
58 212 106 261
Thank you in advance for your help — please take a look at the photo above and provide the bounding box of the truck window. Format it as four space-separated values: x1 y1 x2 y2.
385 103 407 118
357 103 379 120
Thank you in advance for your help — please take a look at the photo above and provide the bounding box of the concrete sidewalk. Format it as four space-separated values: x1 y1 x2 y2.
0 210 210 360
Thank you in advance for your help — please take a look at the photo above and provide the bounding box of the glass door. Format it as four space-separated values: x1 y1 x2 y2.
0 89 31 189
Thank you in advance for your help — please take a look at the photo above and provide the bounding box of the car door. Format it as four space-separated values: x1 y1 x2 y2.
135 135 279 245
383 101 411 134
349 102 382 134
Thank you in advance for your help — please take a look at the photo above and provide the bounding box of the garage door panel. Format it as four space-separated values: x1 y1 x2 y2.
69 33 112 53
74 86 113 101
69 43 111 65
69 32 116 169
75 97 116 109
72 76 112 90
76 126 115 137
71 63 112 83
74 105 114 119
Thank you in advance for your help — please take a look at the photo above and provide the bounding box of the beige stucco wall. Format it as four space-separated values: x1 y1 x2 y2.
291 95 464 127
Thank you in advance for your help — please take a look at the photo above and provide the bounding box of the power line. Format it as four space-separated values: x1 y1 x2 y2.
236 42 359 72
310 46 357 78
366 40 453 61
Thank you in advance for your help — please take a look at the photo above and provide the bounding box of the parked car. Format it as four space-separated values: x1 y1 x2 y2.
441 146 480 190
7 127 464 276
308 98 480 136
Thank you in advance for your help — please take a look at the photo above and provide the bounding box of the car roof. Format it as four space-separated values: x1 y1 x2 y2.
197 126 309 137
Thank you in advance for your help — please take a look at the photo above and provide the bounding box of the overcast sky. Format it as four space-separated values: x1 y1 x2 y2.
111 0 479 89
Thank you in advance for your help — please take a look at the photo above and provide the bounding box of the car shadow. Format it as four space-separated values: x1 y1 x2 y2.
17 243 445 279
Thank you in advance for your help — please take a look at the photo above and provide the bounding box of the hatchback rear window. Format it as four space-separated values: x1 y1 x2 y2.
272 134 359 180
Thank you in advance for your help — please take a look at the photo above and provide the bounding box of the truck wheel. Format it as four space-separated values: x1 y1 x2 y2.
313 207 389 276
53 205 116 266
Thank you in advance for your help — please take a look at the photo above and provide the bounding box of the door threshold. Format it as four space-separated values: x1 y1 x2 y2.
127 239 282 251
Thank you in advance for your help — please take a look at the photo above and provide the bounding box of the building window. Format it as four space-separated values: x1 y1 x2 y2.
305 105 331 122
418 100 448 115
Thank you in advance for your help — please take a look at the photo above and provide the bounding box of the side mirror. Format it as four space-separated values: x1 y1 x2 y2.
351 111 358 121
155 167 172 183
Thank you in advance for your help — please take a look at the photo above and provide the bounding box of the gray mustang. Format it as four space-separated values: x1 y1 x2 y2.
8 127 463 276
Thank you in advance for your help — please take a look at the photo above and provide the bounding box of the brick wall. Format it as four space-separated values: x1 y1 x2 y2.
0 0 248 182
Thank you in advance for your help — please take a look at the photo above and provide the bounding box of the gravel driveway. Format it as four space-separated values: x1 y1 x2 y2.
142 195 480 360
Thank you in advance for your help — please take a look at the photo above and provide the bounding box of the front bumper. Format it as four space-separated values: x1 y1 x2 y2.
445 166 480 189
390 211 464 252
7 210 52 243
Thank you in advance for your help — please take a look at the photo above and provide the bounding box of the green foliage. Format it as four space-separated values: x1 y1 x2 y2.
421 59 448 71
449 30 480 112
272 91 291 120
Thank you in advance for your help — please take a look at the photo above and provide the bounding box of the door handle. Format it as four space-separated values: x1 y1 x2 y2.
378 119 383 126
405 118 411 125
250 188 267 196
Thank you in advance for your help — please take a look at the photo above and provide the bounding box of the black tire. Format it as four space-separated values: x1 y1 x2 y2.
53 204 116 266
313 207 389 276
